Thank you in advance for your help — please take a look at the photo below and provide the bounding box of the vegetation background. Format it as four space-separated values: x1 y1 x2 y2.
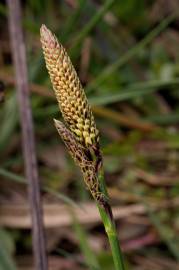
0 0 179 269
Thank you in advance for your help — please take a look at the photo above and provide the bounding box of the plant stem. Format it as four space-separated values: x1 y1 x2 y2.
98 206 125 270
97 169 125 270
6 1 48 269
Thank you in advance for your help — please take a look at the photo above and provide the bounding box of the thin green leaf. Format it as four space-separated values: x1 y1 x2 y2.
0 229 17 270
89 78 179 106
0 168 80 209
71 0 115 50
146 205 179 261
72 214 101 270
87 13 176 92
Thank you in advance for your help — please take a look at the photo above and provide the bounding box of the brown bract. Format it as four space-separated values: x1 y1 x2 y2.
54 119 106 206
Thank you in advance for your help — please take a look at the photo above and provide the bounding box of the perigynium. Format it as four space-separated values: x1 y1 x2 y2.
40 24 125 270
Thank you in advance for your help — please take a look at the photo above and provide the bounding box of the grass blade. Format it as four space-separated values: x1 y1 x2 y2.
87 13 176 92
71 0 115 50
0 229 17 270
89 78 179 105
73 215 101 270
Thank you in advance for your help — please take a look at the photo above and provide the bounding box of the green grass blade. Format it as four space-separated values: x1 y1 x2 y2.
61 0 86 43
146 205 179 261
89 78 179 106
0 94 18 152
0 229 17 270
73 215 101 270
0 168 79 209
146 112 179 125
0 168 25 183
87 13 176 92
71 0 115 50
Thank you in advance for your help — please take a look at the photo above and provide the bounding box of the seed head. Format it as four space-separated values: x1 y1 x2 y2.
54 119 106 206
40 25 99 148
54 119 89 167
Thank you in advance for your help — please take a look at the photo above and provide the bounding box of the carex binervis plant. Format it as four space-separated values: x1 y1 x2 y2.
40 25 125 270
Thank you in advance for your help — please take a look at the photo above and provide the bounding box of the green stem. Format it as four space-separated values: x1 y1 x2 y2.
98 206 125 270
97 169 125 270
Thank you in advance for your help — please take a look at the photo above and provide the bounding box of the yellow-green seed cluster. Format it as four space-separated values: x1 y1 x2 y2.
40 25 99 147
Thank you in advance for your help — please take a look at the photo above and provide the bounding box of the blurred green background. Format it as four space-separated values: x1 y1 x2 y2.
1 0 179 269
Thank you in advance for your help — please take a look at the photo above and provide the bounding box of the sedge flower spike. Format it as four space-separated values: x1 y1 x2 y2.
40 24 99 148
40 25 105 207
40 26 125 270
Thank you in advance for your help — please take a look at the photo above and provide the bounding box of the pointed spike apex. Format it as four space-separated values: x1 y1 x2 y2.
53 118 60 126
53 119 65 132
40 24 57 49
40 24 50 41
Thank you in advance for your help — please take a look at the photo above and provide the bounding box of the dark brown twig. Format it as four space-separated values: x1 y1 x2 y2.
6 1 48 270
